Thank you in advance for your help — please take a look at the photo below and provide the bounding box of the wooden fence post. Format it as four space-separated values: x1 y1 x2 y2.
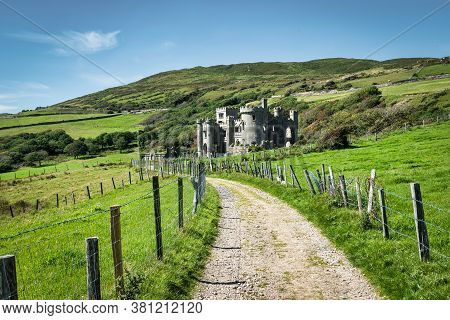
316 169 324 193
367 169 377 218
85 237 101 300
112 177 116 189
9 205 13 218
328 166 336 195
0 255 18 300
178 177 183 229
355 180 363 213
36 199 39 211
86 186 91 199
321 164 326 191
152 176 163 260
339 175 348 207
289 165 302 191
56 193 59 208
109 205 124 298
128 171 132 185
303 170 316 195
378 189 389 239
100 181 103 195
410 182 430 262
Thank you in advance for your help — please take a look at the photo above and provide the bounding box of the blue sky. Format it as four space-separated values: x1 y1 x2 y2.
0 0 449 113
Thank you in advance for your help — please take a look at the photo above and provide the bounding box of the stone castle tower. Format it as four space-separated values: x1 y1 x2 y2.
197 98 298 157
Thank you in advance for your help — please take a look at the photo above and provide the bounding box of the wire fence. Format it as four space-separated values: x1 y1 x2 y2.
0 161 208 300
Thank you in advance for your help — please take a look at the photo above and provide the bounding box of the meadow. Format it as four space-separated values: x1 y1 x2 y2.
0 151 137 181
0 174 220 299
216 121 450 299
0 113 106 128
0 162 139 212
298 77 450 103
0 113 149 138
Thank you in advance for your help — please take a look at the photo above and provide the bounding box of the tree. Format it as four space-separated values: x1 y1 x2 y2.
86 140 100 155
64 140 88 158
115 136 129 151
24 150 48 166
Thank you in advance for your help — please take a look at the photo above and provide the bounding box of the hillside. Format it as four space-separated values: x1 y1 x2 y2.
8 57 448 153
46 57 441 113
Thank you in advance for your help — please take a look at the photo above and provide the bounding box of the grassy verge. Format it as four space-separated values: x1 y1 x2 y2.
213 172 449 299
0 176 220 299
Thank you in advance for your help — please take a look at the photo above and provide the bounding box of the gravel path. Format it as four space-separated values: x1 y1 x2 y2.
194 178 380 300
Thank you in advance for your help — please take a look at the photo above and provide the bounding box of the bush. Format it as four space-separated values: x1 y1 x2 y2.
24 150 48 166
64 140 88 158
317 127 350 150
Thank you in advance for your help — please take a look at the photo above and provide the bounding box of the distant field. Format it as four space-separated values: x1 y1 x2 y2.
0 114 106 128
0 151 137 180
379 77 450 96
0 113 150 138
348 69 416 88
298 77 450 103
417 64 450 77
298 91 353 103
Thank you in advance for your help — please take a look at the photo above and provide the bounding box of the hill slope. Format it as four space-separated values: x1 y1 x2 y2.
47 57 440 113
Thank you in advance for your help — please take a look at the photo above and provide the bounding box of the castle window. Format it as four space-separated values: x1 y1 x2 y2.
252 115 255 121
218 113 224 119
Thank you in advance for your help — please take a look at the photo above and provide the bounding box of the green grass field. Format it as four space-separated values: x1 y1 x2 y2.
349 69 416 88
379 77 450 96
0 175 220 299
0 162 140 211
298 77 450 103
0 113 149 138
216 121 450 299
417 64 450 77
0 114 107 128
0 151 137 181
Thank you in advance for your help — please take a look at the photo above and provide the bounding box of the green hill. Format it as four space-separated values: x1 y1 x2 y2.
10 57 448 152
46 57 441 113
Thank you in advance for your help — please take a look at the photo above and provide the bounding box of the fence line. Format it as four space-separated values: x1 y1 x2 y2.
0 159 208 300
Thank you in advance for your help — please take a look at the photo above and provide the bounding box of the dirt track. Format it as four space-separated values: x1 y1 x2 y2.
194 178 379 300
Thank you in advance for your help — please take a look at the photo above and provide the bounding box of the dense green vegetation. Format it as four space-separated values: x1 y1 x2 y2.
0 176 220 299
216 122 449 299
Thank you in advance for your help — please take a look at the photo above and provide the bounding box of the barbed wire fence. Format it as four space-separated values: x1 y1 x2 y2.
207 157 449 266
0 158 208 300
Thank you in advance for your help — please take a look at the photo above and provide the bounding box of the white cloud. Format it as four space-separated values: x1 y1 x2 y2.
9 30 120 55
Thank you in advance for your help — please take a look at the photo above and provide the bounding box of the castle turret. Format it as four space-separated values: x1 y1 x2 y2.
196 119 203 157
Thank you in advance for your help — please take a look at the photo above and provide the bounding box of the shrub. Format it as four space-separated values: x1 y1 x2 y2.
317 126 350 150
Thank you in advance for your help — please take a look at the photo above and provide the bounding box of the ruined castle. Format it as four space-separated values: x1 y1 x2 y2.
196 98 298 157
